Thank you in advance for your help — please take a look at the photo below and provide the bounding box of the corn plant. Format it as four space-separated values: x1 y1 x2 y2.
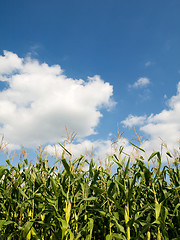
0 143 180 239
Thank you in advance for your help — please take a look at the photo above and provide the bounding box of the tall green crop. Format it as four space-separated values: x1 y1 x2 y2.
0 143 180 239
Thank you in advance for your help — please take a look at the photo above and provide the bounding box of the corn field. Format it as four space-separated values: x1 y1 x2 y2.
0 143 180 239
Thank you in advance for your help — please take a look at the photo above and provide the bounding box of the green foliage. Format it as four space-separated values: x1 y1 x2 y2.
0 145 180 239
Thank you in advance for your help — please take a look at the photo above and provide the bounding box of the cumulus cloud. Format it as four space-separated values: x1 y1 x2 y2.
0 51 115 148
123 82 180 154
129 77 150 89
0 51 23 80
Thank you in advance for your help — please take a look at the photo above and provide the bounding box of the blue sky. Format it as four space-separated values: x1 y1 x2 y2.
0 0 180 163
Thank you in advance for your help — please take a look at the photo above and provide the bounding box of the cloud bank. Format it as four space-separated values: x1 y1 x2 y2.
44 137 134 167
0 51 115 149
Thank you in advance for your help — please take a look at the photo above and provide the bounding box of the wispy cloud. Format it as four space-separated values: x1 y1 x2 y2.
0 51 115 149
128 77 150 89
145 61 152 67
28 44 42 57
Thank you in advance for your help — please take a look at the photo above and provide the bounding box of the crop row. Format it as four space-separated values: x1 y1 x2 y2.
0 144 180 239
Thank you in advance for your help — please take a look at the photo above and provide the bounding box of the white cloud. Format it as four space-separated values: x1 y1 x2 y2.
121 114 147 128
129 77 150 89
123 82 180 155
0 51 115 148
0 51 23 79
45 137 134 167
45 139 112 160
46 77 180 163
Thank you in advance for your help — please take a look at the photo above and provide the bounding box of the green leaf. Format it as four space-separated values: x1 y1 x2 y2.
111 233 126 240
61 219 67 239
50 177 58 197
148 151 161 162
124 157 130 177
0 220 7 230
62 158 71 176
119 146 124 154
155 203 161 221
58 142 72 156
72 155 84 166
88 218 94 239
110 155 122 168
129 142 145 152
23 220 34 238
1 220 15 227
106 234 112 240
6 159 12 167
112 217 125 234
0 165 6 179
166 151 173 158
17 187 29 199
83 196 97 201
173 203 180 214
